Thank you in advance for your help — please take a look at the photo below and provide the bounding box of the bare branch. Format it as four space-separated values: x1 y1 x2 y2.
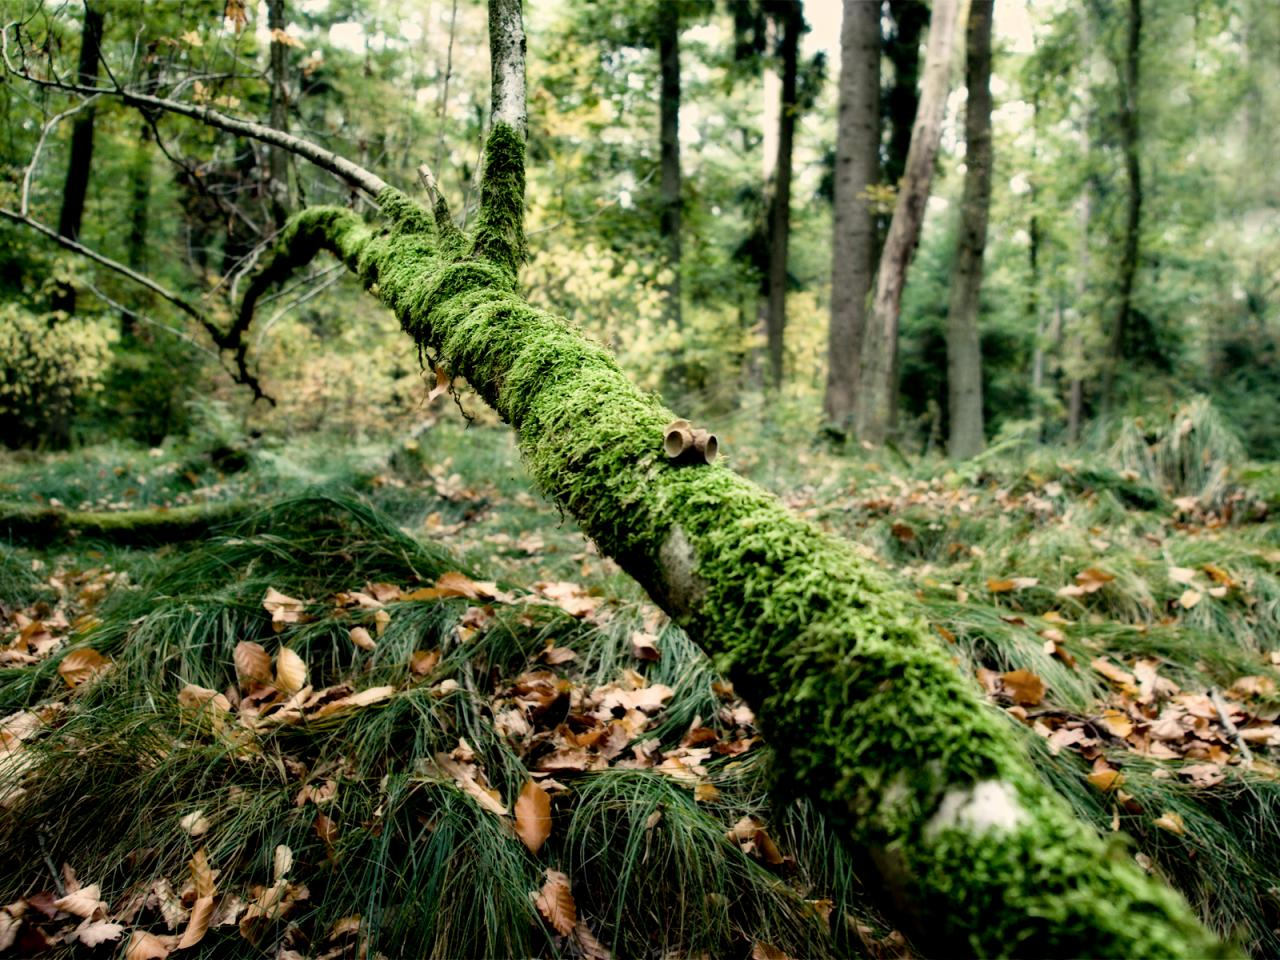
2 21 389 198
21 94 99 215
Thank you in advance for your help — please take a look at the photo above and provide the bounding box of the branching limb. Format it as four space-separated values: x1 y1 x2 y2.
0 206 272 403
417 163 461 247
1 21 389 199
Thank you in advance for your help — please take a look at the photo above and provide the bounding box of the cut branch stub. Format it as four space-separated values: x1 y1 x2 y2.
663 419 718 465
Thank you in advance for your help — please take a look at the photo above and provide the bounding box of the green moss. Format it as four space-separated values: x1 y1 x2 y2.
235 126 1228 958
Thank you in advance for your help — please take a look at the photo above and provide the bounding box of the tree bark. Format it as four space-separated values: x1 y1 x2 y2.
267 0 291 228
944 1 993 460
883 0 928 190
822 0 879 433
658 12 682 334
50 2 103 316
1102 0 1142 407
855 0 961 445
764 1 800 390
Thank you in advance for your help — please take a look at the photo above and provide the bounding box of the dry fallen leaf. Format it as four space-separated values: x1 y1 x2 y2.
1179 588 1203 610
410 649 441 676
630 632 661 661
1154 811 1185 834
533 869 576 936
1001 669 1045 706
514 780 552 854
262 588 307 632
54 883 105 919
179 810 210 837
58 648 111 688
275 647 307 695
234 641 273 688
427 752 508 815
125 931 174 960
349 626 376 651
177 896 214 949
752 942 792 960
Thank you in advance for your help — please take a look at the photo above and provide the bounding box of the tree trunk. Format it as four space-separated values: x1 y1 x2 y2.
855 0 961 445
658 13 682 334
822 0 880 434
944 1 993 460
764 2 800 390
879 0 927 250
267 0 291 227
1102 0 1142 408
50 2 104 315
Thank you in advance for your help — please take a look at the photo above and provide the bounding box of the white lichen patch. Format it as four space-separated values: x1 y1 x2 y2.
658 524 708 618
924 780 1027 841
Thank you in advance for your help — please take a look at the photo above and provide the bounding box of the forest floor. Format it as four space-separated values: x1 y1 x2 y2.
1 396 1279 958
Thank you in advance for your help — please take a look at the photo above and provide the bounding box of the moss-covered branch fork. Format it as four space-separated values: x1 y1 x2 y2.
228 123 1226 955
6 5 1225 955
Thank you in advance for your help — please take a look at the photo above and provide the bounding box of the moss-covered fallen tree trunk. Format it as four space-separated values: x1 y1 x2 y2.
233 125 1226 957
0 501 248 546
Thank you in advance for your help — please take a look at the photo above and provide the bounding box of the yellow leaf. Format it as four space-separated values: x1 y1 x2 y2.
1088 767 1125 792
1154 811 1185 834
514 780 552 853
1179 588 1203 609
1099 709 1134 739
179 30 203 47
275 646 307 694
190 848 216 899
349 626 376 650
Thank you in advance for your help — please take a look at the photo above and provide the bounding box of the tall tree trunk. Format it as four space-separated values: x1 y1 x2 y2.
267 0 291 227
1102 0 1142 407
944 0 993 460
883 0 928 189
823 0 880 432
50 2 104 315
658 12 682 334
764 2 800 390
855 0 961 445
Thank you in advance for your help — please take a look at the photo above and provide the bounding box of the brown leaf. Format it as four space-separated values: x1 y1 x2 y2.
427 365 451 402
177 895 214 949
190 848 216 899
275 647 307 695
1087 761 1125 792
1099 709 1134 739
262 588 307 632
1092 657 1138 694
348 626 376 651
179 810 210 837
1001 669 1045 706
309 685 396 719
410 649 441 676
58 648 111 688
1154 811 1185 834
125 931 174 960
514 780 552 854
233 641 272 687
314 811 339 845
533 869 576 936
427 752 508 815
75 920 125 947
54 883 104 919
574 920 612 960
630 631 661 661
752 942 791 960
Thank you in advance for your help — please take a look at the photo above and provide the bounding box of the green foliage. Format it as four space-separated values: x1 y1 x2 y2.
0 303 114 447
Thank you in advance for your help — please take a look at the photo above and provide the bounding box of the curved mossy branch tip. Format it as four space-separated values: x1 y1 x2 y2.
233 126 1228 958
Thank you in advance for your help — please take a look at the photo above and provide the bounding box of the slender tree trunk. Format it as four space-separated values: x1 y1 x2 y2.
1067 7 1092 442
764 2 800 391
658 13 682 333
879 0 927 250
823 0 880 434
1102 0 1142 407
267 0 291 227
50 2 104 315
855 0 961 445
945 1 993 460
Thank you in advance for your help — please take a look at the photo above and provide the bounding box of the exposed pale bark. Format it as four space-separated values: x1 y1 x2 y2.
944 1 993 460
822 0 879 433
764 1 800 390
855 0 961 445
658 12 682 334
1102 0 1143 407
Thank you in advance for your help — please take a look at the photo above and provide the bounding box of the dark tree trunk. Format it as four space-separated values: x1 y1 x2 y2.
764 1 800 390
1102 0 1142 406
51 3 104 315
823 0 880 431
944 0 993 459
267 0 291 227
658 13 682 334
